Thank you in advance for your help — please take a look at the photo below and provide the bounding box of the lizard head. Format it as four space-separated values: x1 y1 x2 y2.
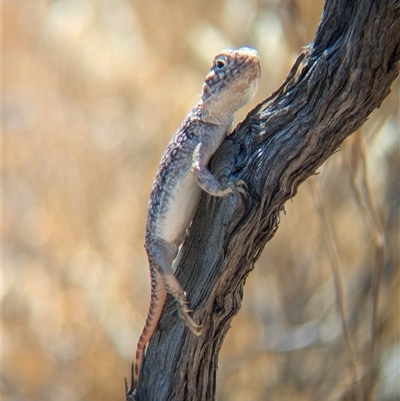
200 47 261 126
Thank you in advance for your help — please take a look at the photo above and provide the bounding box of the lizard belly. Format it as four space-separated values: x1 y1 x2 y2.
159 171 202 247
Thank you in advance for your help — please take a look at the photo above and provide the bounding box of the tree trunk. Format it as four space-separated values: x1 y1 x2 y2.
135 0 399 400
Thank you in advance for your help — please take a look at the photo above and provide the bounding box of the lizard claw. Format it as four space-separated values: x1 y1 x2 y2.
177 297 203 336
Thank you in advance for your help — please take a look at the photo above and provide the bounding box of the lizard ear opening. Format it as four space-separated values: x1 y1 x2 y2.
201 83 212 101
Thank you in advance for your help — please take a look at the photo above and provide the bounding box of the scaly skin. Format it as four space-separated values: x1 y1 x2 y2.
129 47 261 397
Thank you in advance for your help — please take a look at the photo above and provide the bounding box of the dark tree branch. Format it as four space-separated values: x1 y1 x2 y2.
135 0 399 400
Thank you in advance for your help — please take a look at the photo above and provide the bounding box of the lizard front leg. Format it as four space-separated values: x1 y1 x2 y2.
191 142 247 197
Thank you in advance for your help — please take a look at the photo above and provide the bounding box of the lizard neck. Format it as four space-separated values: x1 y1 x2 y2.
197 102 234 127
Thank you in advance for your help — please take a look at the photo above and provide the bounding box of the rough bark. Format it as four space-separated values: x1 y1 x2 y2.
135 0 399 400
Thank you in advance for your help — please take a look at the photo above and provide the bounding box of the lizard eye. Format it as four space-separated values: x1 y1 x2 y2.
215 56 227 69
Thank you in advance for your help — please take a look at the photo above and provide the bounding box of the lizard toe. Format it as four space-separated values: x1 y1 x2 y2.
234 179 248 198
178 303 203 336
182 313 203 336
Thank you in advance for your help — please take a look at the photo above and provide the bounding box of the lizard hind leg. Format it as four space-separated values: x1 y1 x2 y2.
164 271 203 336
148 238 203 336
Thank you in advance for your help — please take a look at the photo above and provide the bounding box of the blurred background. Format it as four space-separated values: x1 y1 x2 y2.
3 0 399 400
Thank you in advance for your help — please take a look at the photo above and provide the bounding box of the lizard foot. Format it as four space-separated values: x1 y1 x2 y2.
232 179 248 198
177 298 203 336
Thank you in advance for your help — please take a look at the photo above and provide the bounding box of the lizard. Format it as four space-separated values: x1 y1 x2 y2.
128 47 261 397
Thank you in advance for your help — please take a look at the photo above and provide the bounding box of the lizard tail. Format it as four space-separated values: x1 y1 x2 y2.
134 268 167 390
